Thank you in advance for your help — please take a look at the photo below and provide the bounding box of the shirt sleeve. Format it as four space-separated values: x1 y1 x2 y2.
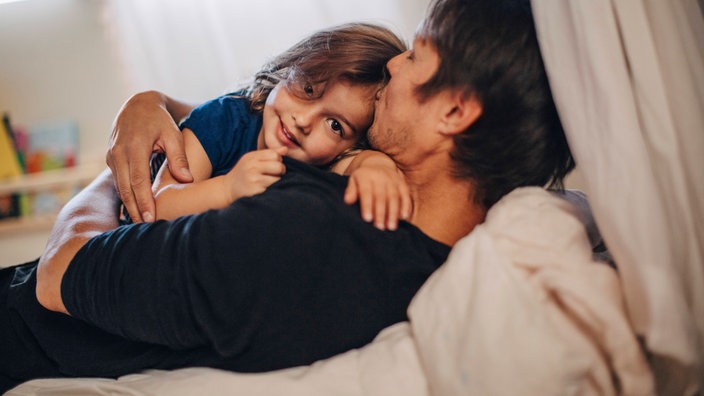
179 94 260 176
61 173 339 355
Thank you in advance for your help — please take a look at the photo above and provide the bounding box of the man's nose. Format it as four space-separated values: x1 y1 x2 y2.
386 52 405 76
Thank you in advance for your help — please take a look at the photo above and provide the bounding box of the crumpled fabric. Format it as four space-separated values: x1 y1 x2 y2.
408 187 654 396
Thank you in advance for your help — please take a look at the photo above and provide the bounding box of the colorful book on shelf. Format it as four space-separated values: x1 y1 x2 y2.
0 115 23 179
1 117 82 220
25 119 78 173
25 120 80 216
0 117 23 219
3 113 26 172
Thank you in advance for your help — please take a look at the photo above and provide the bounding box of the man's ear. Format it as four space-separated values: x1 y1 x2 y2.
438 92 482 136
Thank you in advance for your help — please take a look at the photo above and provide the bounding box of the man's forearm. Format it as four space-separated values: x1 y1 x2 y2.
161 91 196 124
124 90 196 124
36 168 120 314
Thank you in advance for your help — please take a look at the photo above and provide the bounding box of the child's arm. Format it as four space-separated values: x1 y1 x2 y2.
109 90 196 223
331 150 412 231
151 129 286 220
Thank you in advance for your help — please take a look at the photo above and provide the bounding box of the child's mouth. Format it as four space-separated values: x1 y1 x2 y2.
281 120 301 147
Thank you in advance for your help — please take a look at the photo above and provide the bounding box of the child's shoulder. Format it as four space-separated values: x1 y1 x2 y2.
216 91 251 107
187 92 255 123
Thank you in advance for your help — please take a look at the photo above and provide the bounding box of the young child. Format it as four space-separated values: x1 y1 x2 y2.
121 23 410 230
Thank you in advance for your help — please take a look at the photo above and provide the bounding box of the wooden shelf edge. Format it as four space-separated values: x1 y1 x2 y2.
0 162 105 234
0 163 105 195
0 214 56 234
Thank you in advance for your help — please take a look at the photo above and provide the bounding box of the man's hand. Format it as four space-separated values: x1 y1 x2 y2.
106 91 194 223
343 151 412 231
224 147 288 202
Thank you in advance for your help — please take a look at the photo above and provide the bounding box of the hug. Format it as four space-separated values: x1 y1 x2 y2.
1 0 702 394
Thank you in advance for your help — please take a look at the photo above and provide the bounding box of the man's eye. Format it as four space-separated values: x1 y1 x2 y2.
327 119 345 137
407 50 415 61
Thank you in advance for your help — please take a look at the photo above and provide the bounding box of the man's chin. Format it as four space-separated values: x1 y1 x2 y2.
367 128 381 150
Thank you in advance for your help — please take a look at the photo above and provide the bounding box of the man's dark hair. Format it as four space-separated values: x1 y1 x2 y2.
418 0 575 208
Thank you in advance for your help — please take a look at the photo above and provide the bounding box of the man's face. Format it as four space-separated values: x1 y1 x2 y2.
367 36 441 159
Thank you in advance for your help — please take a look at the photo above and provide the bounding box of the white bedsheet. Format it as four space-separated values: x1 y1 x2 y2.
7 188 653 396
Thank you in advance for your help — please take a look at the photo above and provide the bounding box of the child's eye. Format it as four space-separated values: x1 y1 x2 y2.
327 119 346 137
406 50 415 61
304 83 314 96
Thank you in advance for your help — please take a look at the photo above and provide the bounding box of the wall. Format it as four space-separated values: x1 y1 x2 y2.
0 0 584 267
0 0 433 267
0 0 132 166
0 0 131 266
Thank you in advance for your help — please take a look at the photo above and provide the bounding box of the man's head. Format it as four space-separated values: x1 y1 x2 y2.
370 0 574 208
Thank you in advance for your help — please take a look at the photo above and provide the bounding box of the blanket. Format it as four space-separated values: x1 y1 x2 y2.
7 187 653 396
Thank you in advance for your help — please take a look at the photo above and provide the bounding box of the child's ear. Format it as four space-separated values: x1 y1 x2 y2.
439 92 483 136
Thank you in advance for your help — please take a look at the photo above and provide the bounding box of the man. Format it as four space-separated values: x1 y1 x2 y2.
1 0 573 391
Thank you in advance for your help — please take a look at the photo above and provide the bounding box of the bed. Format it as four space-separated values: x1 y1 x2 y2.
7 0 703 394
6 188 654 396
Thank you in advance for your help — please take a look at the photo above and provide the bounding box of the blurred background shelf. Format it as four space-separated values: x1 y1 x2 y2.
0 162 103 267
0 162 103 195
0 213 58 234
0 162 103 232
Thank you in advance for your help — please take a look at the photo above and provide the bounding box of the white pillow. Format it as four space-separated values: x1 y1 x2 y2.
407 187 654 396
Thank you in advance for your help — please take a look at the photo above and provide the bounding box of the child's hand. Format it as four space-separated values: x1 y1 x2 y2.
344 155 412 231
225 147 288 202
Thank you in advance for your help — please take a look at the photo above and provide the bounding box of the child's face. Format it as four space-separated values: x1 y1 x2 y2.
258 80 377 166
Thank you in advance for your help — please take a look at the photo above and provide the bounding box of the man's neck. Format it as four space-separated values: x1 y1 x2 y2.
406 170 486 247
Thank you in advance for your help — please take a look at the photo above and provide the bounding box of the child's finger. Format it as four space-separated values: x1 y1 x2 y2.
253 174 284 195
344 180 359 205
259 160 286 176
399 183 412 220
385 186 401 231
260 174 282 186
373 184 387 231
356 181 374 223
256 148 287 161
274 146 288 157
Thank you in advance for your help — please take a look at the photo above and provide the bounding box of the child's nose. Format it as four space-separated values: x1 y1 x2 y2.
292 108 314 134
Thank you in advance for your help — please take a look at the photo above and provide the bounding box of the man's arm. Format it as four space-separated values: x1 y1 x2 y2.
107 91 196 223
35 162 346 351
30 160 435 362
36 168 119 314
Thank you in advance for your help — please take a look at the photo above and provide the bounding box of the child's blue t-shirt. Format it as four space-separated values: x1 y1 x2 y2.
119 93 262 224
180 93 262 177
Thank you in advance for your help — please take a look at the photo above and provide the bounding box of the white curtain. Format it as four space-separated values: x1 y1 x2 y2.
104 0 429 103
531 0 704 394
